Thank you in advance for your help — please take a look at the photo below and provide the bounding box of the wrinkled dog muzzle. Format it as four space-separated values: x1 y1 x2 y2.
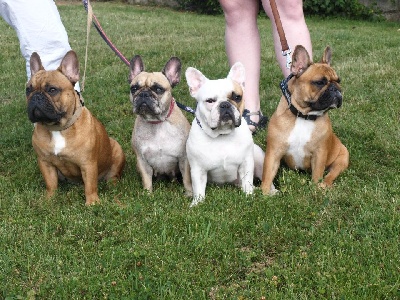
27 92 65 124
311 84 342 111
219 101 240 127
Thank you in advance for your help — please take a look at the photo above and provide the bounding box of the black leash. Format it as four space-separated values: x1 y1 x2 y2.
81 0 196 115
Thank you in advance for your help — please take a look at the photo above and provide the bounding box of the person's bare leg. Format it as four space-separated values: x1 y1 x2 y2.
219 0 263 132
263 0 312 77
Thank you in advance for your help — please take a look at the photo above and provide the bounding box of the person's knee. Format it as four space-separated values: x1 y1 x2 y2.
219 0 241 14
220 0 258 24
278 1 305 22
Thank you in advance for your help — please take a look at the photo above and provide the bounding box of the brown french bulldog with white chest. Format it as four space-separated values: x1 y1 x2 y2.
261 45 349 195
26 50 125 205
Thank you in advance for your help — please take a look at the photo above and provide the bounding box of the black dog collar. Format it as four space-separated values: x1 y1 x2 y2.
280 74 318 121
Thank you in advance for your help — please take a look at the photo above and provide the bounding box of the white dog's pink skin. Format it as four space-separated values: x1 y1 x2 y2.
185 62 266 207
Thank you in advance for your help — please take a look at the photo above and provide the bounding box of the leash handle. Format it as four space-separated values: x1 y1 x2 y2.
269 0 291 69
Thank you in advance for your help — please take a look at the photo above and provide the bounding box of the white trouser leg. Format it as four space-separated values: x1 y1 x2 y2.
0 0 71 80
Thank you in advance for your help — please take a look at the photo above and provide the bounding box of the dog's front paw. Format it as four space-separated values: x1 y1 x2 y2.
318 181 333 190
264 183 279 196
269 187 280 196
85 195 101 206
45 189 56 199
189 196 204 208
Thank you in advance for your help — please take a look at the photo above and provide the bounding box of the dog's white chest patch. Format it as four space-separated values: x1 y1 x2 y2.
287 118 315 169
51 131 66 155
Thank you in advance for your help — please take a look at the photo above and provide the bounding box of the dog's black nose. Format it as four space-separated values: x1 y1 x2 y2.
139 91 152 99
219 101 231 109
219 101 233 116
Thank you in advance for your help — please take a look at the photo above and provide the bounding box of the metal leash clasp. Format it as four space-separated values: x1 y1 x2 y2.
282 48 292 70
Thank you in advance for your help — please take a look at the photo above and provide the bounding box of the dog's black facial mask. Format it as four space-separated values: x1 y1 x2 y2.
27 92 65 124
133 89 160 116
219 101 235 120
310 83 342 111
217 101 240 129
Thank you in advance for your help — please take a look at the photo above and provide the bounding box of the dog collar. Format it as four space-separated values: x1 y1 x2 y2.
146 98 175 124
280 74 319 121
46 91 85 131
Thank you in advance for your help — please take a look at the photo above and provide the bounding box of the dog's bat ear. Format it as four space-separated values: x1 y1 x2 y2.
321 46 332 66
227 62 245 90
291 45 311 77
30 52 44 77
185 67 207 98
58 50 80 85
163 57 181 88
129 55 144 83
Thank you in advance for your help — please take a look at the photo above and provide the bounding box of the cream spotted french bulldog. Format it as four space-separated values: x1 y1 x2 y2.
185 62 265 207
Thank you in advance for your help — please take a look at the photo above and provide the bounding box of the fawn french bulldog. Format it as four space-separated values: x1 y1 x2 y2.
27 50 125 205
261 45 349 195
129 55 192 196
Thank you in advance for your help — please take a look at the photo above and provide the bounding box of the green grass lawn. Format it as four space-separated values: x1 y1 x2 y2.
0 2 399 299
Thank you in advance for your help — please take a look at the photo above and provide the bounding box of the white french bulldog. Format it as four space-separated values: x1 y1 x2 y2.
185 62 265 207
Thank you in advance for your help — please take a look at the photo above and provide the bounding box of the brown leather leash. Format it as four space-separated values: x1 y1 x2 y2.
81 0 196 115
269 0 292 69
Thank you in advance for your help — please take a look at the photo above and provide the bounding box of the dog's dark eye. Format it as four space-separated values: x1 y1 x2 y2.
312 78 328 88
231 92 242 103
46 86 59 96
151 84 165 95
206 98 216 103
130 84 140 94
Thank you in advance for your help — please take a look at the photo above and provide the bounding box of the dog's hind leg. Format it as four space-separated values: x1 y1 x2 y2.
180 159 193 197
107 138 126 182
